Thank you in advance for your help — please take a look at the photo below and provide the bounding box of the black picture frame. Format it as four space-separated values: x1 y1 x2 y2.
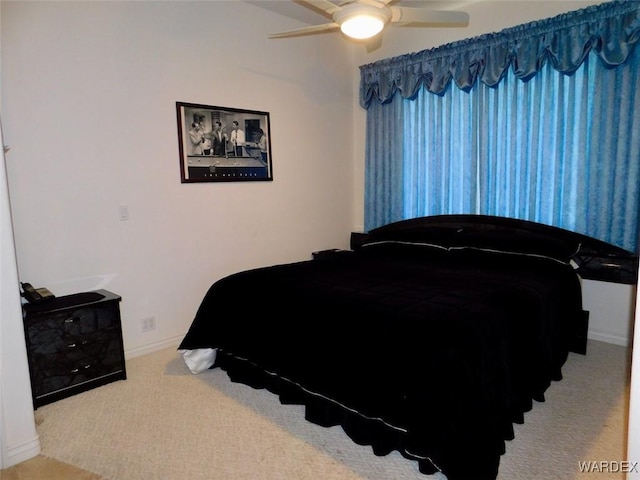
176 102 273 183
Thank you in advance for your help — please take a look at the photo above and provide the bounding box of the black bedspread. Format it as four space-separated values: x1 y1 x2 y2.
179 240 585 480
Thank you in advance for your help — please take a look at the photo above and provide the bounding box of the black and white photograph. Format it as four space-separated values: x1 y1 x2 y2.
176 102 273 183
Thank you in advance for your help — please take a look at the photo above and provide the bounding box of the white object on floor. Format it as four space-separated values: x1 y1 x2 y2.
178 348 216 374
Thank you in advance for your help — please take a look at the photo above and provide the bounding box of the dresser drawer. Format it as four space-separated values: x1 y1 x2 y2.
30 334 125 399
27 306 119 355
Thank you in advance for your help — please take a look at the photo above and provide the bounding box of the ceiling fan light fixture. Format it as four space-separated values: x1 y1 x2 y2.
340 14 384 39
335 4 390 40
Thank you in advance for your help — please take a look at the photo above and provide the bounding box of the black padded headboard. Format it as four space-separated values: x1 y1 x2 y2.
352 215 638 284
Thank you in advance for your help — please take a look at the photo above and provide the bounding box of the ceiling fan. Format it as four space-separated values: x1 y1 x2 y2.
268 0 469 41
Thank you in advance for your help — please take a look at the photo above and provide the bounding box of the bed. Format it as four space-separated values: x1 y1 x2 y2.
178 214 637 480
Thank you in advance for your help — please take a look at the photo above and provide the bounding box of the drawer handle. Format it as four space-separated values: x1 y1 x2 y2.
70 364 91 373
67 343 77 348
64 317 79 323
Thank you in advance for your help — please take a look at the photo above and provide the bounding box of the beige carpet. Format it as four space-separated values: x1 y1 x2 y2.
35 339 630 480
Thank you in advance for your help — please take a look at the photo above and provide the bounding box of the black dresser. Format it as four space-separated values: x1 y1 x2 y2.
22 289 127 408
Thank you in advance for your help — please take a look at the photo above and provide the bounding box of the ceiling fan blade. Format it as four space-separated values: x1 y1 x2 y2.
295 0 341 16
390 7 469 26
364 33 384 53
269 22 340 38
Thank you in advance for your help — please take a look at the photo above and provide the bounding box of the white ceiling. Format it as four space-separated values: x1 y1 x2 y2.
244 0 481 26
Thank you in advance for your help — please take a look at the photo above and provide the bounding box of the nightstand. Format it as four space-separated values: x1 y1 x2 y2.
312 249 352 260
22 289 127 408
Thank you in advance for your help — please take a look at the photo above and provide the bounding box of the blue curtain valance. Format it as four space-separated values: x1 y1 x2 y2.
359 1 640 108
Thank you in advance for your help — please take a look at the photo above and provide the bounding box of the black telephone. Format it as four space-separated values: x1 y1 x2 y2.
21 282 55 303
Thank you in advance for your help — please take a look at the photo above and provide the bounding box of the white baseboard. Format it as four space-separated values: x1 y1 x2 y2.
124 335 183 360
5 434 40 468
588 330 631 347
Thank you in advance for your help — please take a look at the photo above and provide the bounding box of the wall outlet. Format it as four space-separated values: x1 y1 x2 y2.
141 316 156 333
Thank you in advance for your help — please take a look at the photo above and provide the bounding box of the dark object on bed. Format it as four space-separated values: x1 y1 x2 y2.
179 215 631 480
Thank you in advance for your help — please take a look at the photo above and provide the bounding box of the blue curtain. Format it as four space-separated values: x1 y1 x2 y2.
364 99 405 228
401 83 477 219
361 1 640 251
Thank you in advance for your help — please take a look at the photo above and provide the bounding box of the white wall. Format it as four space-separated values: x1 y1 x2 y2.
0 124 40 467
2 1 355 359
582 279 637 346
0 4 40 468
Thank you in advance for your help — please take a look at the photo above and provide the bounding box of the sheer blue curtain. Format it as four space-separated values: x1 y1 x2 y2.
361 1 640 251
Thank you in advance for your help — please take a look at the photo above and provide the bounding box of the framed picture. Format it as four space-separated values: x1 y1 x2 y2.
176 102 273 183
